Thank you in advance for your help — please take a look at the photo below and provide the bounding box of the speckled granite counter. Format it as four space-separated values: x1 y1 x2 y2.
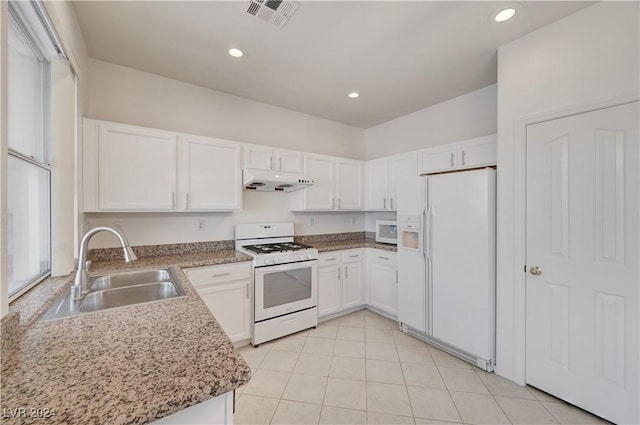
1 250 252 425
308 238 397 253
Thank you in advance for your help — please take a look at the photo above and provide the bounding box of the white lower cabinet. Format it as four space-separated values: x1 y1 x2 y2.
185 263 252 343
317 250 363 318
151 391 233 424
366 250 398 317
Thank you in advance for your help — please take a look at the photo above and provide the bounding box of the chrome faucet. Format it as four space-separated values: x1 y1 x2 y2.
71 226 137 299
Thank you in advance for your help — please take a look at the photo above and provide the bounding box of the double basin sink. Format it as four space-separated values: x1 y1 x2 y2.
41 268 187 321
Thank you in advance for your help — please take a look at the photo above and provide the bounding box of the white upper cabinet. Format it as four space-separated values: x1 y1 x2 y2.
292 153 363 211
180 135 242 210
84 120 178 211
419 134 496 175
336 159 363 210
244 144 303 173
84 119 242 212
365 152 417 211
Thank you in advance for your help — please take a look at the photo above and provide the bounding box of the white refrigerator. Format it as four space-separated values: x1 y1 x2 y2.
397 168 496 371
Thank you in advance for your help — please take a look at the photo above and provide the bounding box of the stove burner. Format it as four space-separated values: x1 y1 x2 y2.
243 242 313 254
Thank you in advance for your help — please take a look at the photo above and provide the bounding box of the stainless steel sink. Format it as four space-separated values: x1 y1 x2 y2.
41 268 187 321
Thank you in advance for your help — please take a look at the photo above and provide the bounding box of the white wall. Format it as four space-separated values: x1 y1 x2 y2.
0 1 9 318
365 84 496 160
495 1 639 383
87 59 366 160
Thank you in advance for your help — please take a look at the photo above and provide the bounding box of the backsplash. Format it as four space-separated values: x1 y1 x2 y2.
89 240 234 261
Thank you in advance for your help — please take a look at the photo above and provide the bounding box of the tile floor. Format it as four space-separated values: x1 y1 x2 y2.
235 309 607 425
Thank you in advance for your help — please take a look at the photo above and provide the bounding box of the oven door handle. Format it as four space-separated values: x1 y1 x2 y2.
254 260 318 274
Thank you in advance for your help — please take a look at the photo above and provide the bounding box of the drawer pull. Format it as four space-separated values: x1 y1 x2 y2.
349 255 359 258
212 273 231 278
325 258 337 261
378 256 390 260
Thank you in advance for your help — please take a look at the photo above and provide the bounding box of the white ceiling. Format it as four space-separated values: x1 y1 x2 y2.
73 1 592 128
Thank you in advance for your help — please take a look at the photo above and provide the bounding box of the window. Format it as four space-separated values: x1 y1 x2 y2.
7 2 55 299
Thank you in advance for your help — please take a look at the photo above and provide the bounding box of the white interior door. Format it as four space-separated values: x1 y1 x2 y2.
526 101 639 425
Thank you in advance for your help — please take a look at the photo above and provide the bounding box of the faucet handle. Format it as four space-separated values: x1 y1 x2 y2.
85 260 92 271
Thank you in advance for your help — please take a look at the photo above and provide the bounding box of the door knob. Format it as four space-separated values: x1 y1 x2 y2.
530 266 542 276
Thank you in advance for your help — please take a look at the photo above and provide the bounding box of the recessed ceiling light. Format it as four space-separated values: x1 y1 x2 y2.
348 92 359 99
494 8 516 22
228 48 244 58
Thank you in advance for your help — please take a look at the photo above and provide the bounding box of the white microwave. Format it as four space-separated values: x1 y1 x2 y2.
375 220 398 245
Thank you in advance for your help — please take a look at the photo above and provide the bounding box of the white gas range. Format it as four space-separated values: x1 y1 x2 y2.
235 223 318 346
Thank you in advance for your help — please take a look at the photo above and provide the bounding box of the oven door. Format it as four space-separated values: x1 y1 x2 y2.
254 260 318 322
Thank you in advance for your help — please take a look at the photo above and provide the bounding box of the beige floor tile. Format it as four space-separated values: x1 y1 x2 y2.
413 418 462 424
294 352 333 376
281 373 328 404
406 386 461 423
541 401 607 424
439 367 489 394
239 347 270 371
396 344 433 365
528 386 560 402
334 340 366 358
428 347 472 369
366 359 405 385
449 390 510 424
401 363 446 389
496 396 558 424
365 314 396 329
243 369 291 398
477 371 536 399
309 324 339 339
366 342 399 361
324 378 368 411
272 334 307 352
320 405 367 425
330 356 366 380
271 400 322 425
321 317 342 327
236 384 246 396
340 312 366 327
393 331 426 347
303 336 336 355
260 349 300 372
337 326 366 341
366 411 415 424
366 382 413 416
234 394 279 425
365 328 395 344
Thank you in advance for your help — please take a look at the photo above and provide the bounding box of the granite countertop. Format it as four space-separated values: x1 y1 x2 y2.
1 250 253 425
309 238 397 253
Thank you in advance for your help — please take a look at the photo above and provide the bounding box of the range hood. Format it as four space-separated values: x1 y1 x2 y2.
243 169 314 192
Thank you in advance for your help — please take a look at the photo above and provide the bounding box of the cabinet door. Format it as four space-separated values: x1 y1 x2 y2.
302 154 335 210
336 159 363 210
418 144 457 175
97 122 177 210
365 159 389 210
276 149 303 173
458 134 497 170
181 136 242 210
389 153 418 210
196 281 251 343
244 145 274 170
318 265 342 318
368 262 398 316
342 262 363 310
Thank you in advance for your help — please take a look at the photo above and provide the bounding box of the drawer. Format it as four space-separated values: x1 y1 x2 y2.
318 252 341 267
185 262 251 287
341 250 362 263
370 251 397 267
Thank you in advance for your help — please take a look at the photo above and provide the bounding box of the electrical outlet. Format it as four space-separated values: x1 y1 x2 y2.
308 217 315 227
351 216 356 225
198 220 206 231
112 222 122 230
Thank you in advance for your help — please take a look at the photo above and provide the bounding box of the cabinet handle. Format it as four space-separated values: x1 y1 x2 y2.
212 273 231 278
345 266 348 279
325 258 337 261
461 150 466 166
383 198 387 209
390 198 394 209
332 198 335 209
279 157 282 170
450 152 454 167
337 268 341 279
186 192 190 208
349 255 359 258
269 154 274 170
378 256 390 260
171 192 175 208
246 286 249 299
396 270 398 284
338 198 341 209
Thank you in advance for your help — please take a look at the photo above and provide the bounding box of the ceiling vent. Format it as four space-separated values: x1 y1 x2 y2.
246 0 300 30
